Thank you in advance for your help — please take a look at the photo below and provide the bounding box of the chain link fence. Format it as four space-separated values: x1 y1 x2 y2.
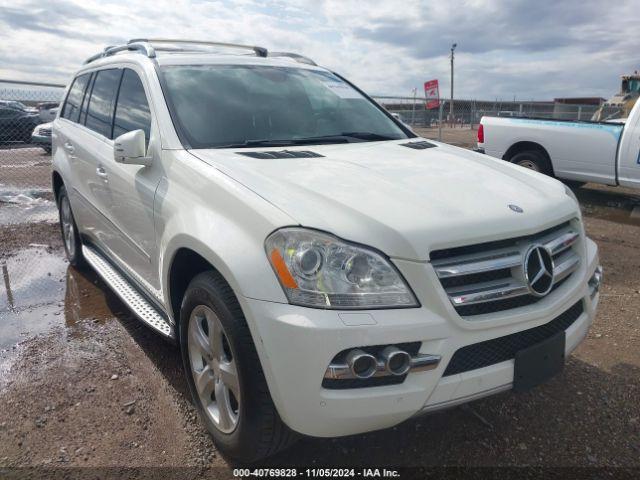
1 80 66 315
372 96 624 148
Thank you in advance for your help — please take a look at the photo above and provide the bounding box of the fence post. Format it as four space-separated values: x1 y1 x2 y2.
577 106 582 121
438 103 443 142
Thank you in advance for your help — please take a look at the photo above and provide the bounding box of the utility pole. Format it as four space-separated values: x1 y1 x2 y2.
450 43 457 123
411 87 417 125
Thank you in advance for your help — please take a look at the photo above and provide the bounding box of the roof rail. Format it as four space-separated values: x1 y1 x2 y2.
268 52 317 66
84 42 155 64
128 38 268 58
84 39 317 66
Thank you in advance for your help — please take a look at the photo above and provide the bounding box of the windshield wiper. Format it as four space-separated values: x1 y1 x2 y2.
214 137 351 149
213 132 396 149
338 132 398 141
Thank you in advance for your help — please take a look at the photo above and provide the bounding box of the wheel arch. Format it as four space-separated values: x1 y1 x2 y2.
164 239 243 327
502 141 555 175
52 170 64 205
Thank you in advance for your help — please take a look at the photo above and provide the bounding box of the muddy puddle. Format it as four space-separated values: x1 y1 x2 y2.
0 247 119 354
0 188 57 226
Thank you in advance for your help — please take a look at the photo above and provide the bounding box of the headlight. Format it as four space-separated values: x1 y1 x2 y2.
265 228 419 309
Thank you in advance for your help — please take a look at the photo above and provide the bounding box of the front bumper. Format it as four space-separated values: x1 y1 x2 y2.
31 134 51 145
241 238 600 438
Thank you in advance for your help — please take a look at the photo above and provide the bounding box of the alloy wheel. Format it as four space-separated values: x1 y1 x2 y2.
60 196 76 259
188 305 240 434
517 159 540 171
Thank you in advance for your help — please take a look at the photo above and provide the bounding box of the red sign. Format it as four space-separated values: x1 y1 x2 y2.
424 79 439 109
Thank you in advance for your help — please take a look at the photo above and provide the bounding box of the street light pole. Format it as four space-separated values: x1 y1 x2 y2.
450 43 457 122
411 87 417 125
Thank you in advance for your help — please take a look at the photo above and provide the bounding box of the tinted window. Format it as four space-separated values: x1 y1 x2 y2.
85 69 122 138
0 107 17 118
78 73 94 125
61 73 90 122
161 65 408 148
113 69 151 146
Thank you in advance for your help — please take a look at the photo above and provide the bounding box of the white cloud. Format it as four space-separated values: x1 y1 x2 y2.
1 0 638 99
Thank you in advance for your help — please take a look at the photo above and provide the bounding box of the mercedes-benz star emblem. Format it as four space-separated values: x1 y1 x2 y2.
524 245 554 297
509 204 524 213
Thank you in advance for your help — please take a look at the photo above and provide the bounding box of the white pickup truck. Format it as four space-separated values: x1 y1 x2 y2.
477 100 640 188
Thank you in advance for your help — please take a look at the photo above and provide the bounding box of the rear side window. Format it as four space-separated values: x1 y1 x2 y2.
61 73 91 122
85 69 122 138
78 73 95 125
113 69 151 145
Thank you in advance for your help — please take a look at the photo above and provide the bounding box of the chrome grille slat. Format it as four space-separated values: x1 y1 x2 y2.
435 251 521 278
431 221 581 316
545 231 579 256
553 250 580 282
450 281 530 306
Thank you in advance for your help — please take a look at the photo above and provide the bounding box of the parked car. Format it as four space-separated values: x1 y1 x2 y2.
0 104 39 143
52 39 602 462
0 100 38 114
477 100 640 188
37 102 60 123
31 122 52 153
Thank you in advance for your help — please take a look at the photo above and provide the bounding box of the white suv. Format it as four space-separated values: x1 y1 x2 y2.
52 39 602 462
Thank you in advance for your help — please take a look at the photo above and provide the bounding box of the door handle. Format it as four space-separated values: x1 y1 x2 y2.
96 166 108 178
64 142 75 154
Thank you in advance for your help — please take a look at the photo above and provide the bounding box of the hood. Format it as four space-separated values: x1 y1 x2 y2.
191 139 578 260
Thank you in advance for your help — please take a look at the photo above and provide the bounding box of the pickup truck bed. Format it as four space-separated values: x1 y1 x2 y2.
478 107 640 189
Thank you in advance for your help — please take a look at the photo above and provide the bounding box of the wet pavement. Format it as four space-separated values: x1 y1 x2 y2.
0 182 639 470
0 188 57 226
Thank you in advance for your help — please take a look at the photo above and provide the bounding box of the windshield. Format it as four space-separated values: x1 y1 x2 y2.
161 65 409 148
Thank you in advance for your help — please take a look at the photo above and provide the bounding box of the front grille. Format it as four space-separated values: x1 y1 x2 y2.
431 220 581 317
443 300 584 376
40 128 52 136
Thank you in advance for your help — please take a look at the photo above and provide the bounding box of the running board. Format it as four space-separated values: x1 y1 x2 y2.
83 245 175 339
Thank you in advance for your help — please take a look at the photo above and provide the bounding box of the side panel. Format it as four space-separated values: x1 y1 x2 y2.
98 66 163 294
482 117 622 184
156 150 296 321
617 104 640 188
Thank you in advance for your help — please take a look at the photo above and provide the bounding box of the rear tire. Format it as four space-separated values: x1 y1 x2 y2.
57 186 85 268
510 150 552 176
179 271 296 463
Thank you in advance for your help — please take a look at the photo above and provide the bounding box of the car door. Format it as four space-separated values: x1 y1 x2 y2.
54 72 100 232
95 67 162 294
68 68 124 253
617 111 640 188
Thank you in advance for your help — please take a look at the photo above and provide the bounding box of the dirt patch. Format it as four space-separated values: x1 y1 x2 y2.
0 222 61 258
0 146 52 190
414 126 477 149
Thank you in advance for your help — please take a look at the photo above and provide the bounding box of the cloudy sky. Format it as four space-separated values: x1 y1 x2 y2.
1 0 638 100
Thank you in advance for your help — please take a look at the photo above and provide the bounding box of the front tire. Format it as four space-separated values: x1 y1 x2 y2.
510 150 552 176
179 271 296 463
57 186 85 268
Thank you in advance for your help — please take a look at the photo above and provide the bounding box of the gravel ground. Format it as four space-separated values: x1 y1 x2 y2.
0 147 639 474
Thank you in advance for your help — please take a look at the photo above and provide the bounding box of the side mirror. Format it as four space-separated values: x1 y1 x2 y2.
114 129 151 166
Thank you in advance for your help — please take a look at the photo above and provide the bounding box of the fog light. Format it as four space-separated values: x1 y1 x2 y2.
589 265 603 298
381 346 411 376
346 349 378 378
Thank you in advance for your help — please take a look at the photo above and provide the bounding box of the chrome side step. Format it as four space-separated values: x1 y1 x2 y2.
83 245 175 339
